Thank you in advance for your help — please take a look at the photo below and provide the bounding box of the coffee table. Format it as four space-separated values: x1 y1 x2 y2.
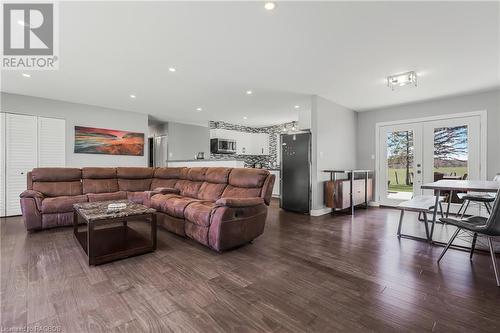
73 200 157 265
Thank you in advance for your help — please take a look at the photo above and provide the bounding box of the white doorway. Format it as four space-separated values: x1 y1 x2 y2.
376 111 486 207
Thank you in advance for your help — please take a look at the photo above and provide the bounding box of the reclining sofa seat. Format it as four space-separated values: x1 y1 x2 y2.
20 166 275 252
21 167 86 229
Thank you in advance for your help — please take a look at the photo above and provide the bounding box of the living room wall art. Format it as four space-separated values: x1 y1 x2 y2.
74 126 144 156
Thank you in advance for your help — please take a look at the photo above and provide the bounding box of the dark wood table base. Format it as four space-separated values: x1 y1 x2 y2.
73 211 156 265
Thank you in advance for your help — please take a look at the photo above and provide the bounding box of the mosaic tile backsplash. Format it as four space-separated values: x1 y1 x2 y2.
209 121 295 168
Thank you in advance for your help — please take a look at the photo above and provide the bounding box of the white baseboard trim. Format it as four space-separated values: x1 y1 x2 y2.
310 202 380 216
310 208 332 216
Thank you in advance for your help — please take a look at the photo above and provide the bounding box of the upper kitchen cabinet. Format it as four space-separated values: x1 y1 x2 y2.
253 133 269 155
209 128 269 155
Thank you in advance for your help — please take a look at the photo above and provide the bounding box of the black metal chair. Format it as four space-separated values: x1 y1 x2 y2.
438 188 500 286
457 174 500 217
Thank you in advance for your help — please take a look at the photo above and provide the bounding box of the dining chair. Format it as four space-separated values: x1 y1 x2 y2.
437 188 500 287
456 174 500 217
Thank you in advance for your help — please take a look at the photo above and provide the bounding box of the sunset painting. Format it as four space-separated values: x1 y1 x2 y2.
74 126 144 156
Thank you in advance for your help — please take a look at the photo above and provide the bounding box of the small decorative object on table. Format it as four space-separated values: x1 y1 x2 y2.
107 202 127 212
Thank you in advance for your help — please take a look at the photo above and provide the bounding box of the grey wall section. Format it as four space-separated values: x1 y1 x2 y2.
167 122 209 161
356 89 500 180
311 95 357 212
1 92 149 167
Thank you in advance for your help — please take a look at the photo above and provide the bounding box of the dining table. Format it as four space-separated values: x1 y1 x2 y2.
420 180 500 244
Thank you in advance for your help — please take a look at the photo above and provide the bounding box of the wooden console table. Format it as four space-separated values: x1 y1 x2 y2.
323 170 373 215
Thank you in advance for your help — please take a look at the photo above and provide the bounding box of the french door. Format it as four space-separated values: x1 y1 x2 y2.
378 114 483 207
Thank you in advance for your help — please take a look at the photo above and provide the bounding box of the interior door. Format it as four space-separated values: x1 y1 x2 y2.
154 135 168 167
6 113 38 216
378 124 422 206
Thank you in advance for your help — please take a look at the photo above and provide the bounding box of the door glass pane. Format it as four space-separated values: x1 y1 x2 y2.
433 125 468 181
386 130 414 200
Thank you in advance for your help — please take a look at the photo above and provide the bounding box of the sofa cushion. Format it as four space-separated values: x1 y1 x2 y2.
87 191 127 202
31 168 82 182
81 167 119 194
198 182 227 201
41 195 88 213
184 201 217 227
175 180 203 198
228 168 268 188
83 179 119 194
118 179 152 192
116 167 154 179
205 167 232 184
33 181 83 197
82 167 117 179
127 191 148 204
221 185 261 199
154 167 185 179
150 178 177 190
162 197 200 219
149 193 181 211
186 167 207 181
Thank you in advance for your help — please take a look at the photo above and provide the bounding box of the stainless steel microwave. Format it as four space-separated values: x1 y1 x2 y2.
210 138 236 154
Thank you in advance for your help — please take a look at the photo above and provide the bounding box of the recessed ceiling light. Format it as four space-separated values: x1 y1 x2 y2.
243 116 248 120
129 94 136 99
22 73 31 78
264 2 276 10
246 90 253 95
294 105 300 109
196 107 202 112
387 71 417 90
168 67 176 72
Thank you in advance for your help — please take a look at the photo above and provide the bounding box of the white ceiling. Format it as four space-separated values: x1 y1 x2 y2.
2 1 499 126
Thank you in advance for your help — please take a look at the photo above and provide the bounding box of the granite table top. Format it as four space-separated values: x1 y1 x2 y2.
73 200 156 222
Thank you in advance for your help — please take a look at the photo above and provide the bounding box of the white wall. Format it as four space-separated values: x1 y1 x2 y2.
356 89 500 179
167 122 209 161
311 95 357 213
1 92 149 167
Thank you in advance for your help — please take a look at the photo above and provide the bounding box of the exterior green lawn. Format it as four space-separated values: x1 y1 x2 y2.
388 166 467 192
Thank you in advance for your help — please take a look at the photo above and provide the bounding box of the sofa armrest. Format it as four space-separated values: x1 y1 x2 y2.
20 190 44 199
215 197 264 208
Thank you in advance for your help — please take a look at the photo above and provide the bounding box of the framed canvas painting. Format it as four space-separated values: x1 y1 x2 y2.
74 126 144 156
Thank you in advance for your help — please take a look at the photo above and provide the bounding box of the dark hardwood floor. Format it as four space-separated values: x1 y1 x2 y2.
2 200 500 332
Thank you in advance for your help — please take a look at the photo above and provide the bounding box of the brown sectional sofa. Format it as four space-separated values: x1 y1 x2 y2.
20 166 275 251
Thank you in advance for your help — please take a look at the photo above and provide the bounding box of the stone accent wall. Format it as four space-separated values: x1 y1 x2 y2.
209 121 295 168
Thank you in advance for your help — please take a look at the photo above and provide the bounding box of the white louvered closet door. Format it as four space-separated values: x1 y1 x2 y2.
38 117 65 167
0 113 6 217
6 114 38 216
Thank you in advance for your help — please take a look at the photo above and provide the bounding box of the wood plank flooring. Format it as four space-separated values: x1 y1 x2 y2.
1 200 500 332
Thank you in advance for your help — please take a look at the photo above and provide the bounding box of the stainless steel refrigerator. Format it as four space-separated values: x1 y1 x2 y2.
280 132 311 214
